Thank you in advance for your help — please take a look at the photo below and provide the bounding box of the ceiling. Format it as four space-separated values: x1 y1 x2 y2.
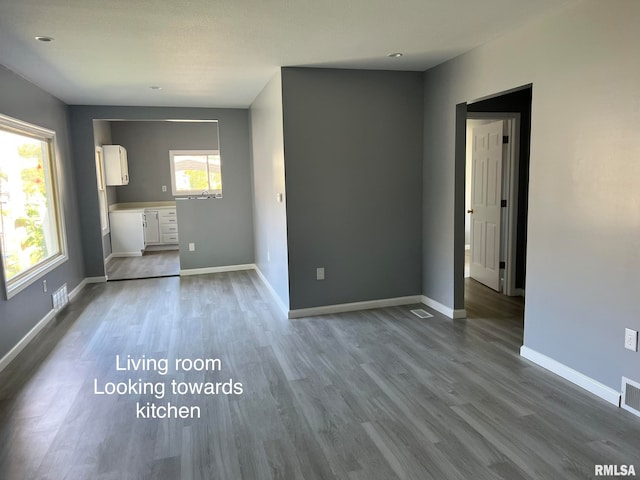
0 0 573 108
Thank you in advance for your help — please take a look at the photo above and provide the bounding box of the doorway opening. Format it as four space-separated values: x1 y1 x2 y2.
92 119 220 282
455 85 532 322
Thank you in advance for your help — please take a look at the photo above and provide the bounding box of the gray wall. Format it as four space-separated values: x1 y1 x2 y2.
282 67 423 310
0 65 85 361
69 107 254 277
249 72 290 310
422 0 640 390
92 120 114 260
110 121 220 203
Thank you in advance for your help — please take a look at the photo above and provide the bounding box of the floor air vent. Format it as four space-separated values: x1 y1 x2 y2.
621 377 640 418
410 309 433 319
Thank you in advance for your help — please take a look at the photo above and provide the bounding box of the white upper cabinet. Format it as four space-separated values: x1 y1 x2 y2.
103 145 129 186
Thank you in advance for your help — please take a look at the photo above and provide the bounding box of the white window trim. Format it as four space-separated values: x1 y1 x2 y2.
169 149 222 197
95 147 110 236
0 113 68 299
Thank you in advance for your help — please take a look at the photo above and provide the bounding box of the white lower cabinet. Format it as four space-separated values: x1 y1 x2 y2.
143 210 160 244
144 207 178 246
109 211 145 256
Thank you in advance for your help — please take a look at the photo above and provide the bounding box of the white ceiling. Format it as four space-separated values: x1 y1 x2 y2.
0 0 573 108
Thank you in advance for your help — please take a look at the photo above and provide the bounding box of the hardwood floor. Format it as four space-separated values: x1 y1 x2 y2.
106 250 180 281
0 272 638 479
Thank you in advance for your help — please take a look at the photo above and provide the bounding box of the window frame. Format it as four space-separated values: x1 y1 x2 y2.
95 147 110 236
168 149 222 197
0 113 68 299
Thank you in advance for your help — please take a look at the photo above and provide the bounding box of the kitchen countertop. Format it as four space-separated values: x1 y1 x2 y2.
109 201 177 212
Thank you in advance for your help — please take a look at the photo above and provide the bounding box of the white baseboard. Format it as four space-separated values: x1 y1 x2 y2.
254 267 288 317
514 288 525 297
520 345 621 406
421 295 467 319
0 309 57 374
86 276 107 283
69 278 88 300
111 252 142 258
180 263 256 276
288 295 422 319
104 253 114 265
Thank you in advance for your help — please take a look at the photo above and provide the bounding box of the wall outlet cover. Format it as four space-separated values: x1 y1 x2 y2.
316 267 325 280
188 243 195 252
625 328 638 352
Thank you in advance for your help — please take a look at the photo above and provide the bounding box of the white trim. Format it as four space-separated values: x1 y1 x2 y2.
288 295 422 319
520 346 621 406
180 264 255 276
0 309 57 374
110 252 143 258
68 278 88 300
514 288 525 297
452 309 467 319
86 276 107 283
421 295 467 319
254 267 288 317
104 253 114 265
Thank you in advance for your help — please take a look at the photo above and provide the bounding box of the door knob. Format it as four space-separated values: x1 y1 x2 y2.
467 209 474 214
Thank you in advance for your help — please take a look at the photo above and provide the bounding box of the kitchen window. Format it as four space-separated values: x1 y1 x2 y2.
169 150 222 196
0 114 67 299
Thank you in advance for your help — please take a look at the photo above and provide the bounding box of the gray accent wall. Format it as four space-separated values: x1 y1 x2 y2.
422 0 640 390
110 121 220 203
249 72 290 310
282 68 423 310
69 107 254 277
0 65 85 361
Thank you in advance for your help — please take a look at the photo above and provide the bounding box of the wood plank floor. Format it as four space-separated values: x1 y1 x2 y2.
0 272 638 479
106 250 180 281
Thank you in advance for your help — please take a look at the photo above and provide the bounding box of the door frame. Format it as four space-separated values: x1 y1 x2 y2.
467 112 520 296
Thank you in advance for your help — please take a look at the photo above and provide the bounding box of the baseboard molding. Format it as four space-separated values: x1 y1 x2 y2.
288 295 422 319
69 278 88 300
520 345 621 406
514 288 525 297
104 253 114 265
0 308 57 374
180 264 256 276
421 295 467 319
86 276 107 283
111 252 143 258
253 267 288 317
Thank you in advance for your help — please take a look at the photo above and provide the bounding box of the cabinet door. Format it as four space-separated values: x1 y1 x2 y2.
109 211 144 255
144 211 160 245
119 147 129 185
104 145 129 186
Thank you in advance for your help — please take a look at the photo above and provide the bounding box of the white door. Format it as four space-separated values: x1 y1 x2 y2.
469 120 503 291
143 211 160 245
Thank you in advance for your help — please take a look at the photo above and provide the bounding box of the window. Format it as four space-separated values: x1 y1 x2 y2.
95 147 109 235
0 114 67 299
169 150 222 196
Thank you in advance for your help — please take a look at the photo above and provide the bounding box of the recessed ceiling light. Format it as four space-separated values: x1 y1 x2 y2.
150 86 162 90
35 36 54 42
387 52 403 58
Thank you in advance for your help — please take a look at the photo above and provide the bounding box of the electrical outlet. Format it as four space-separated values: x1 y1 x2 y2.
43 280 47 292
162 185 167 192
188 243 195 252
316 267 325 281
625 328 638 352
